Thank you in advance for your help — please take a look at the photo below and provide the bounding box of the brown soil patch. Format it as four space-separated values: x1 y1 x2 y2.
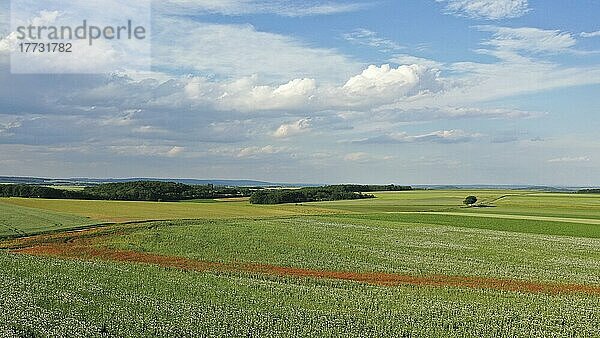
11 239 600 296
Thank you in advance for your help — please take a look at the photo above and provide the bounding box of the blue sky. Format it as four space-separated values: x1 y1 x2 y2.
0 0 599 185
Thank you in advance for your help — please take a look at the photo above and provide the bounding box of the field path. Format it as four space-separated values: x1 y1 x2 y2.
387 211 600 225
476 192 540 205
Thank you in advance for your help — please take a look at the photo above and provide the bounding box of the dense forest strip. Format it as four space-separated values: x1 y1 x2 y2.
249 185 412 204
0 182 412 203
0 181 253 201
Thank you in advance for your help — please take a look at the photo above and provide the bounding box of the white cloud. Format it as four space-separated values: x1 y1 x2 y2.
343 29 404 52
237 145 288 158
390 54 444 69
10 39 126 74
0 10 61 53
374 27 600 108
0 33 16 52
219 77 318 111
133 126 169 134
166 146 185 157
158 0 368 17
477 26 576 53
287 3 368 16
341 64 442 101
29 10 61 26
581 31 600 38
109 145 185 158
274 118 312 138
353 130 482 144
374 106 545 122
0 120 22 135
5 5 152 74
438 0 530 20
182 63 444 113
548 156 591 163
154 19 361 83
343 152 396 163
237 145 286 158
2 26 589 155
344 152 370 162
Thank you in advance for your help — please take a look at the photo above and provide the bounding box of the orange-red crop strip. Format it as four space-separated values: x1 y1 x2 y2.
12 242 600 296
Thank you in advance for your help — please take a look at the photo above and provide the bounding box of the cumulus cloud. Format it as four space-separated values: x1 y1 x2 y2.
218 77 318 111
339 64 442 106
438 0 530 20
273 118 312 138
183 63 444 112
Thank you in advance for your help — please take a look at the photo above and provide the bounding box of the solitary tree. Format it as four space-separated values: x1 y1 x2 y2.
463 196 478 206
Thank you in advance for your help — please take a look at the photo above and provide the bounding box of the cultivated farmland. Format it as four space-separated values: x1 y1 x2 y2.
1 190 599 337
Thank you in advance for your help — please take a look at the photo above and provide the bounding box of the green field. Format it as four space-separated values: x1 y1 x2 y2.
0 202 97 238
2 253 598 337
1 190 599 337
318 190 600 218
96 216 600 284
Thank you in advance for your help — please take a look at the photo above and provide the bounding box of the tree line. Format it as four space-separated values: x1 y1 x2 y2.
0 182 413 203
0 181 253 201
577 189 600 194
249 185 412 205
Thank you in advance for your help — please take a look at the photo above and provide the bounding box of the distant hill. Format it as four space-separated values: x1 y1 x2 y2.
0 176 309 187
413 184 585 192
69 178 291 187
1 176 594 191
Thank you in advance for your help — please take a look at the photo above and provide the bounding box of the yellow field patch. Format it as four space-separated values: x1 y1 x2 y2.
0 198 345 222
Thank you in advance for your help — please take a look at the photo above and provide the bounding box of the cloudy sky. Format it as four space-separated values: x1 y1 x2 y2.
0 0 599 185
